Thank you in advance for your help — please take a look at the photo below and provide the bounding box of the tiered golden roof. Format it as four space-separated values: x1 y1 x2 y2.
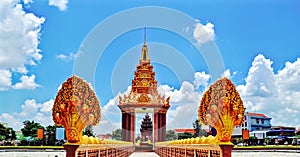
118 34 170 111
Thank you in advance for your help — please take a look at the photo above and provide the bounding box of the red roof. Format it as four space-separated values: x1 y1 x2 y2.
174 129 195 134
247 112 269 118
97 134 111 139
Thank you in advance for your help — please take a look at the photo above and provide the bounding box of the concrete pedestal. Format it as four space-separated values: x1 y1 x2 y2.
219 144 234 157
63 144 80 157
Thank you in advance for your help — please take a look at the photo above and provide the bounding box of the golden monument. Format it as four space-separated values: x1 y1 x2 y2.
52 75 101 144
118 29 170 143
198 77 245 143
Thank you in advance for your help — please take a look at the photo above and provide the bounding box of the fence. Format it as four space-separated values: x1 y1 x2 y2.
155 137 234 157
64 143 134 157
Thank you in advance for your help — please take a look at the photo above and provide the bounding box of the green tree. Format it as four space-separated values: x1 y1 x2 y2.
0 123 16 140
193 119 207 137
21 120 44 138
112 129 122 140
5 127 16 140
166 130 177 141
0 123 6 140
45 125 56 145
135 134 141 142
178 132 193 140
83 125 94 137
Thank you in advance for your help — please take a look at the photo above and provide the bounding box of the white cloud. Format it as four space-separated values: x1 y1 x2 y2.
13 75 40 90
0 0 44 69
12 65 28 74
0 0 44 91
157 84 174 97
193 71 211 89
19 99 40 117
222 69 237 79
0 113 22 130
193 20 215 46
166 81 201 130
49 0 68 11
0 99 54 130
276 58 300 92
40 99 54 113
23 0 33 4
0 69 12 91
237 54 276 97
56 54 67 60
93 86 131 134
56 52 78 61
102 98 120 116
94 120 121 135
34 99 54 127
237 54 300 128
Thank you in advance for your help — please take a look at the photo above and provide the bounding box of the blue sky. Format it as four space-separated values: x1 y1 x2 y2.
0 0 300 134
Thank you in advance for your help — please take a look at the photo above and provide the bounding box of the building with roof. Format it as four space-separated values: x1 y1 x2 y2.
233 112 272 137
97 134 112 140
247 112 272 131
266 126 295 139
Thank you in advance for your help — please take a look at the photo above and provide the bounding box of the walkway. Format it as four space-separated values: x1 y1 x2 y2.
129 152 160 157
128 152 300 157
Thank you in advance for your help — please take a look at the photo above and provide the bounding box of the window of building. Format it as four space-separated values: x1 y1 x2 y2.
242 123 244 127
261 119 264 124
244 116 247 120
245 122 247 127
256 119 259 124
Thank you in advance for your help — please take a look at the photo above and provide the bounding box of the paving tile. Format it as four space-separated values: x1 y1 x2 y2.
129 152 160 157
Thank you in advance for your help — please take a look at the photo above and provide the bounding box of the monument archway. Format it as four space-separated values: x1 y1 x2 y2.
118 33 170 144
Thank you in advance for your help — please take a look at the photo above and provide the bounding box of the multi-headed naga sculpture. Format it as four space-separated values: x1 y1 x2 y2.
52 75 101 144
198 77 245 143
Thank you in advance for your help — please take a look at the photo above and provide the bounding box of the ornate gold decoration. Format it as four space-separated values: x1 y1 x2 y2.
141 79 149 87
198 77 244 143
137 94 151 103
52 75 101 144
140 72 149 78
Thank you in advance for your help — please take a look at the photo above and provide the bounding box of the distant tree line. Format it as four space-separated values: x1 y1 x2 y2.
109 119 208 142
166 119 208 141
0 120 95 146
0 123 16 141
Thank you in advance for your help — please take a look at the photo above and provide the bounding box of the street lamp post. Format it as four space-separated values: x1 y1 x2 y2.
46 135 48 146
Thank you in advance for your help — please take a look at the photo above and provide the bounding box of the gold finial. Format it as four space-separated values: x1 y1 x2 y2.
141 27 149 61
144 27 146 44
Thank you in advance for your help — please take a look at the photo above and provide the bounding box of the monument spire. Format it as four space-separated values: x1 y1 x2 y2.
141 27 149 61
118 29 170 143
144 27 146 44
